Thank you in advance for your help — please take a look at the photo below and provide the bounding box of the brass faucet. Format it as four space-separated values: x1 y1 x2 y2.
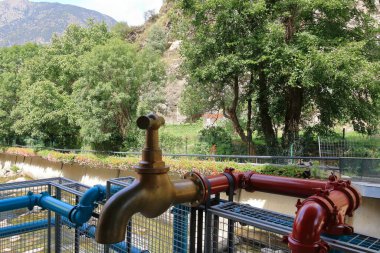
95 113 203 244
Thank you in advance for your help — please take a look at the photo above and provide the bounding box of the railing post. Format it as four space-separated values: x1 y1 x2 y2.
196 209 203 253
212 194 220 253
189 207 197 253
55 188 62 253
47 184 52 253
74 194 80 253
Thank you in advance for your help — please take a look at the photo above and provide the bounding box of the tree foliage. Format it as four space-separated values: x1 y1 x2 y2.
12 81 77 147
0 43 40 143
0 21 166 149
73 39 164 150
178 0 379 152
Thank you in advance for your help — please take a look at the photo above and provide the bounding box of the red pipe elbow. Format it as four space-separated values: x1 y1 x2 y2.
288 201 329 253
288 181 361 253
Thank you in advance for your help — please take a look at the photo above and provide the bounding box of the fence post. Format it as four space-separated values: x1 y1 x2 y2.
185 137 188 154
338 158 343 177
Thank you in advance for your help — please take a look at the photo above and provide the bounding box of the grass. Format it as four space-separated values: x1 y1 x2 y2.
161 120 203 139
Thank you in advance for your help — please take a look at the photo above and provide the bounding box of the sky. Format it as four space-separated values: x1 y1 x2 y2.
30 0 163 26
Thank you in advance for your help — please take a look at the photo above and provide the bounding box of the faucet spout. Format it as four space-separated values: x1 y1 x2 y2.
95 181 144 244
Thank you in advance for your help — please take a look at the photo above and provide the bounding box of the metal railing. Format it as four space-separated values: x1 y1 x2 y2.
5 144 380 180
1 177 379 253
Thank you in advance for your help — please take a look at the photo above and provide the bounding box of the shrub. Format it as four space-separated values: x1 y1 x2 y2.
198 126 233 155
5 147 36 156
3 147 320 178
145 25 167 53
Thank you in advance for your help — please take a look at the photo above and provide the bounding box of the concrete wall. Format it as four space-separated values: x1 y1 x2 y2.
0 153 379 237
0 153 123 185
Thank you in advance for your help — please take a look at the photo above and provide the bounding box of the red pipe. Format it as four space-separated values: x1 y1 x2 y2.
246 173 331 198
192 169 361 253
203 169 333 198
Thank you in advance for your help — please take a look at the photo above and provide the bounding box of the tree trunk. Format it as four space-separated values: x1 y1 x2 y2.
282 87 304 148
257 67 278 149
247 97 253 155
281 7 302 149
246 72 255 155
224 75 256 154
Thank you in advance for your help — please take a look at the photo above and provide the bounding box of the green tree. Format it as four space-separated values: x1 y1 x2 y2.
21 21 112 92
11 81 77 147
179 0 379 152
198 126 233 155
73 39 165 150
136 47 166 116
13 21 114 147
0 43 40 143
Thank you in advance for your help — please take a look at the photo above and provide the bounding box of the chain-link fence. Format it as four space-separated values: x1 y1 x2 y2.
318 137 380 158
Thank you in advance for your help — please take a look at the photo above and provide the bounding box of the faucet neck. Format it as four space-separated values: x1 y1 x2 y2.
134 114 168 174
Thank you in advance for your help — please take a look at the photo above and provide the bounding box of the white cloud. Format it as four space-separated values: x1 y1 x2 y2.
30 0 163 26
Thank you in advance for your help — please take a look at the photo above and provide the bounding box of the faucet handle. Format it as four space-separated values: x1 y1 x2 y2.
136 113 165 130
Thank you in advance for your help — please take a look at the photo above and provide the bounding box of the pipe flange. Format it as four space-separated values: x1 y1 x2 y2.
288 235 330 253
347 184 361 211
184 171 208 207
301 194 336 222
241 171 255 192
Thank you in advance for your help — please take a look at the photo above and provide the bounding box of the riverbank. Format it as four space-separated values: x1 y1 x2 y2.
2 147 317 178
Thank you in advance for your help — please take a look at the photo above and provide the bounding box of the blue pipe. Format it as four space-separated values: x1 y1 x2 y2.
172 205 190 253
0 219 50 238
37 185 107 225
37 193 73 218
0 192 38 212
0 218 147 253
0 185 109 226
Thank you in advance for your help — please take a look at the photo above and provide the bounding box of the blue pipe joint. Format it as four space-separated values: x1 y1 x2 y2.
69 185 106 225
27 191 38 210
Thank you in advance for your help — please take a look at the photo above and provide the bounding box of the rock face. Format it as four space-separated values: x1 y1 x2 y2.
0 0 116 46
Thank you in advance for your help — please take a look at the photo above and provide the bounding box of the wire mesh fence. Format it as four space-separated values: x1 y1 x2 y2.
318 137 380 158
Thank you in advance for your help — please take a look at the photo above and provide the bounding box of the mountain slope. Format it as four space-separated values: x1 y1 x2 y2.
0 0 116 46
